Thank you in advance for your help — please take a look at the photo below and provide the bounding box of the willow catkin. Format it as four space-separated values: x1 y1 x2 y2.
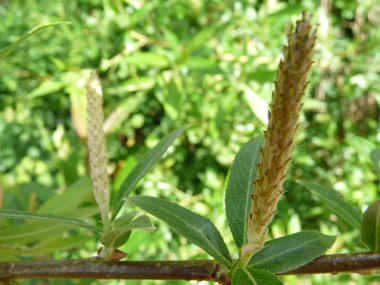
247 12 317 246
86 71 110 231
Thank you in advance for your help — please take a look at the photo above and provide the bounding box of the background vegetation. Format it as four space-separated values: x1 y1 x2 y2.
1 0 380 284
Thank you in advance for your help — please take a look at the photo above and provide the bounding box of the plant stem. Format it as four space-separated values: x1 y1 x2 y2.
0 259 227 284
278 251 380 275
1 252 380 283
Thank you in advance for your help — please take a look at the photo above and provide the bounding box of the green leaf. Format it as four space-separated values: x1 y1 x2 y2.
183 57 222 74
225 135 264 248
268 4 305 18
361 200 380 251
370 148 380 172
0 209 104 234
0 22 70 60
105 77 155 95
28 79 64 99
122 52 170 68
37 177 92 215
163 75 183 120
0 207 101 245
101 215 155 248
112 125 188 219
244 86 269 125
103 93 145 134
248 231 336 273
297 180 362 230
0 251 19 262
182 26 216 57
127 196 232 268
232 268 283 285
163 28 180 57
246 70 277 84
0 235 92 257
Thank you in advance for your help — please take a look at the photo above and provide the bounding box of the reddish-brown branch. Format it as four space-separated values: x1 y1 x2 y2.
278 251 380 275
1 252 380 284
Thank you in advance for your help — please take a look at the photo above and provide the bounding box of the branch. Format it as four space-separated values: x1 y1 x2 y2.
1 252 380 284
279 251 380 275
0 259 228 284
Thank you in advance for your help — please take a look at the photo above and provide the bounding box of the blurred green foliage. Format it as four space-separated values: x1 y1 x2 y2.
1 0 380 284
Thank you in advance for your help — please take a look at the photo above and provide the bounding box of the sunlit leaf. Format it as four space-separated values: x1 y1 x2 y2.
28 79 64 99
244 85 269 125
122 52 170 68
103 93 145 134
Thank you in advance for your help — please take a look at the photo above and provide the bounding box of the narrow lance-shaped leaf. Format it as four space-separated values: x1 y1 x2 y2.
0 22 71 60
361 200 380 251
127 196 232 268
247 231 336 274
112 125 188 220
225 136 264 248
0 207 100 245
0 209 104 234
298 180 362 230
232 268 283 285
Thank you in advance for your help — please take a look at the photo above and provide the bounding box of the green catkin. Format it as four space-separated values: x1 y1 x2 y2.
86 71 111 232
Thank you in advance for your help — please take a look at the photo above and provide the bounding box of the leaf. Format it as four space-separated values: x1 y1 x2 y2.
232 268 283 285
247 231 336 273
346 136 376 164
183 57 222 74
163 28 180 57
297 180 362 230
0 235 92 257
225 136 264 248
370 148 380 172
244 86 269 125
122 52 170 68
37 177 92 215
163 74 183 120
247 70 277 84
28 79 64 99
103 93 145 134
105 77 155 95
0 206 101 245
268 4 305 18
0 209 104 234
182 26 216 57
0 22 71 60
0 251 19 262
361 200 380 251
101 215 155 248
112 125 188 219
127 196 232 268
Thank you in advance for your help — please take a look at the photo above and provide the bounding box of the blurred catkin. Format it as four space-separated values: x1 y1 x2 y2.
86 71 111 232
247 12 317 246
